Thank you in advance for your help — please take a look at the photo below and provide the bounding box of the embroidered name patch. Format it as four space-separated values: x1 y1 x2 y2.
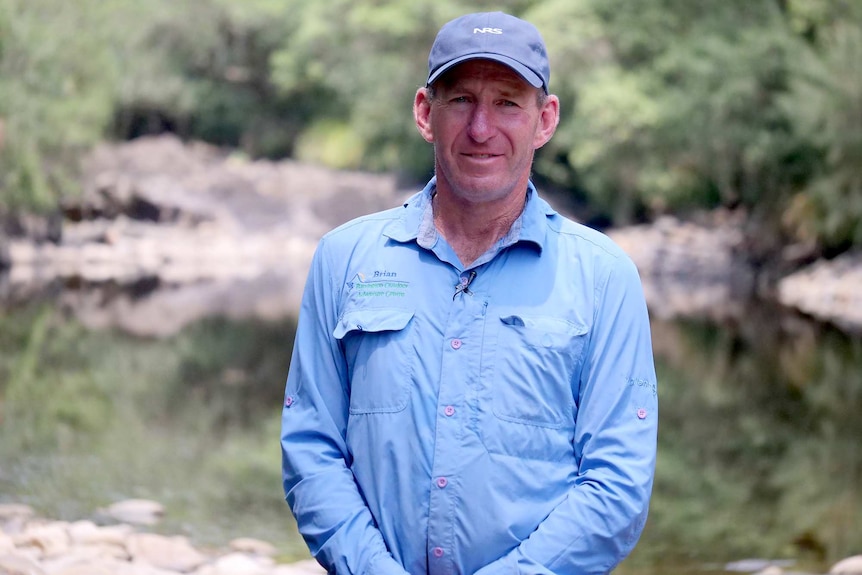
347 271 410 298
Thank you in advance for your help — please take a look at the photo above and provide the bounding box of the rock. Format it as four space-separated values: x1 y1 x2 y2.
198 552 274 575
831 555 862 574
270 560 324 575
0 504 320 575
39 551 119 575
0 553 46 575
778 252 862 334
13 521 70 558
609 214 755 323
127 533 207 572
0 505 35 522
725 558 795 572
67 520 132 548
228 538 277 557
111 558 191 575
2 135 411 336
101 499 164 526
0 533 13 553
49 566 116 575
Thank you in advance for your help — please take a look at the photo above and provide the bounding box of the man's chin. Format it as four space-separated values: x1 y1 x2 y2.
449 180 515 204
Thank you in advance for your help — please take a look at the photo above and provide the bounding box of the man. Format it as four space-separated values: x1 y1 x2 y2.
281 11 658 575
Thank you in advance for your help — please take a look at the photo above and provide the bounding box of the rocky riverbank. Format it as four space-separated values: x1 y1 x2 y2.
0 135 408 336
1 134 860 335
609 217 862 334
0 501 322 575
3 501 861 575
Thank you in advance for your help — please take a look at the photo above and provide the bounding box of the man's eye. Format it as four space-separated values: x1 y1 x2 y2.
451 96 470 103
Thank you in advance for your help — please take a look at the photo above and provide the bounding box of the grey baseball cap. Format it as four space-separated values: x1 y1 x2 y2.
426 12 550 93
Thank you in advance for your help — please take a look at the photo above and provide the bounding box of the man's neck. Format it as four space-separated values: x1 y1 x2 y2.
432 188 527 268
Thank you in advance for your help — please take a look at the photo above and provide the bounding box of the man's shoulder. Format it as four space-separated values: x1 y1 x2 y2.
321 199 412 244
548 211 630 261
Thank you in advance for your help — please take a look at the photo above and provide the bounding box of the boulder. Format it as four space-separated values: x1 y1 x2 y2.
67 520 132 548
0 553 46 575
101 499 164 526
196 552 274 575
228 538 278 557
269 560 325 575
12 521 70 558
127 533 207 572
778 252 862 334
831 555 862 574
0 504 35 522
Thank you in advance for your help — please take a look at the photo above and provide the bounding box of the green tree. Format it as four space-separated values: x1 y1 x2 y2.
0 0 122 211
268 0 548 178
781 1 862 251
535 0 806 227
268 0 445 175
3 0 861 255
116 0 301 158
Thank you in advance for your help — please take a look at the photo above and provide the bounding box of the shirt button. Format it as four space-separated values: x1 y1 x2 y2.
444 405 455 416
450 338 462 350
436 477 448 488
284 396 294 407
637 408 647 419
432 547 444 558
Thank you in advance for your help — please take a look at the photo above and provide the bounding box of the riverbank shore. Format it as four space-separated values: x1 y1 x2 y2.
1 134 860 335
0 501 323 575
3 501 861 575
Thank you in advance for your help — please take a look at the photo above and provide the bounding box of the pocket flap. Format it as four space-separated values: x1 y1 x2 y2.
334 308 415 339
500 314 587 336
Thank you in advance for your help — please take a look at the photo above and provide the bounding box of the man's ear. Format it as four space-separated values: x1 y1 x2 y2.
414 87 434 143
533 94 560 150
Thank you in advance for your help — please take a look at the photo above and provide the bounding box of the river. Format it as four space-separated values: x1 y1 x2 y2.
0 274 859 574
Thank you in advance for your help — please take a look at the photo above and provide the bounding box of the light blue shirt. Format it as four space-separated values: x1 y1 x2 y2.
281 178 658 575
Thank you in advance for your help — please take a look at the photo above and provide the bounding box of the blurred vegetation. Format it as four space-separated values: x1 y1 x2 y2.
1 0 861 253
633 312 862 572
0 300 305 557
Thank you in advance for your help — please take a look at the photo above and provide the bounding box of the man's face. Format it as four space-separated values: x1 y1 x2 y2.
415 59 559 206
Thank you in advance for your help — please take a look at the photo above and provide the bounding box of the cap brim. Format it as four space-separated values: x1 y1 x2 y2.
427 53 545 91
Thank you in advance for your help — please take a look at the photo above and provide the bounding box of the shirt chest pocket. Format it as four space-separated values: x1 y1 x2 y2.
334 308 415 414
493 314 587 426
482 314 587 461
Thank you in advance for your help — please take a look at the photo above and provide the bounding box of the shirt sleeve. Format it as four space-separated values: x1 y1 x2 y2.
473 254 659 575
281 240 409 575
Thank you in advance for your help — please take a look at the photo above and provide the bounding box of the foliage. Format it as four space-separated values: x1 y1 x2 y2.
0 0 124 210
1 0 861 250
628 314 862 572
781 3 862 251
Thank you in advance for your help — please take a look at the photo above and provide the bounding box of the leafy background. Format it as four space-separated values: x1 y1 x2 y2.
2 0 861 255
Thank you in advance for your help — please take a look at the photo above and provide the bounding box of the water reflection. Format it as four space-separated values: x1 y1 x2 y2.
0 299 307 561
0 286 860 573
624 310 862 574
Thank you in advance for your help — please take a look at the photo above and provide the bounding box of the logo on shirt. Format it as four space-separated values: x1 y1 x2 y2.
629 377 657 396
347 270 410 298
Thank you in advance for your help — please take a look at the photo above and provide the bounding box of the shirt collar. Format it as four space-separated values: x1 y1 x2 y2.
384 177 555 255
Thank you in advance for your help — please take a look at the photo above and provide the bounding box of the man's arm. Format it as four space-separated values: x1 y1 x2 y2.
281 241 409 575
474 255 658 575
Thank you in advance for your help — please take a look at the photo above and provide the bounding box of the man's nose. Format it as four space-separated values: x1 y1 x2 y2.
467 103 495 142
